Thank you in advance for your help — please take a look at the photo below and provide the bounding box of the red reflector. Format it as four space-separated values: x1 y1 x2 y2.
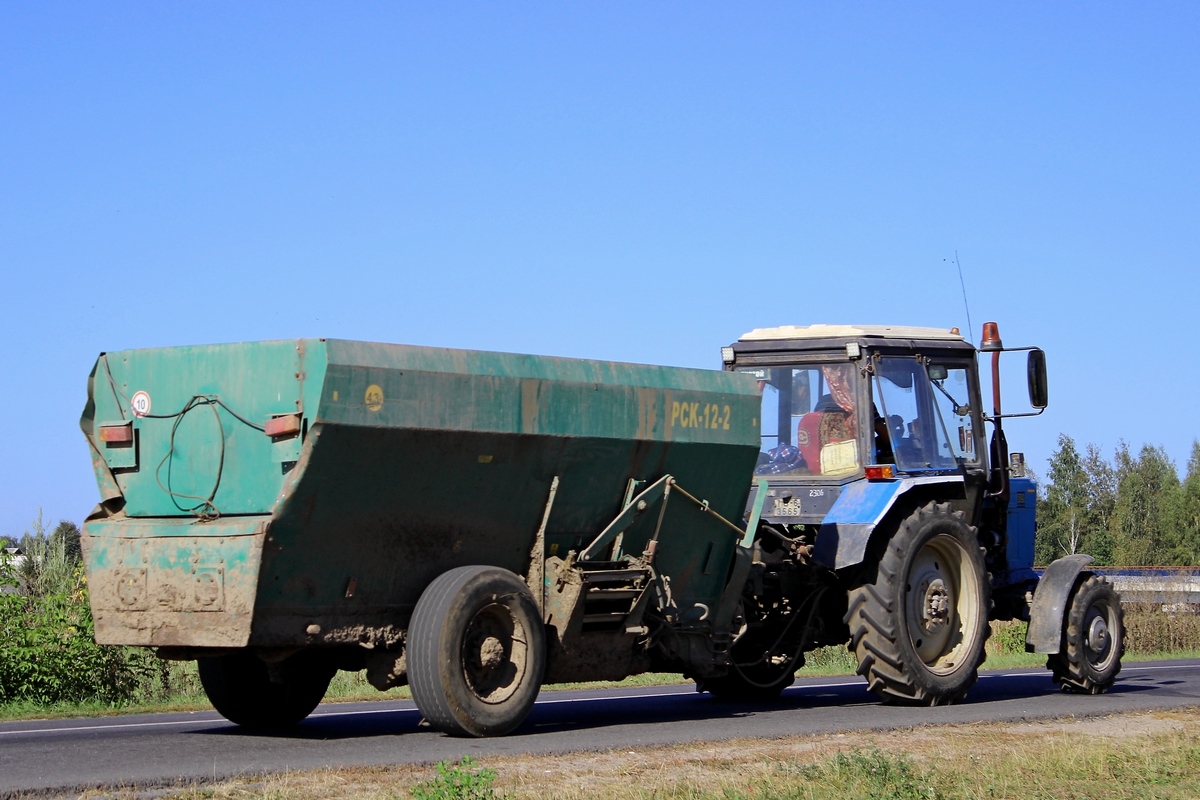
865 465 896 480
265 414 302 437
98 423 134 443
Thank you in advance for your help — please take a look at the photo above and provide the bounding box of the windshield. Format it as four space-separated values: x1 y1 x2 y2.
872 357 978 472
738 364 862 477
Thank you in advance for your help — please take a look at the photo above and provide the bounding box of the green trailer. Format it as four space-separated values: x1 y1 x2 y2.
80 339 763 734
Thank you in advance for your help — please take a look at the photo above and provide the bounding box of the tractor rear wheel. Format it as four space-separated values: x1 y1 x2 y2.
1048 573 1124 694
197 650 335 729
408 565 545 737
845 502 990 705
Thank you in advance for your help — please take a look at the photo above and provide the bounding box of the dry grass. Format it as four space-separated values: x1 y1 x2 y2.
65 708 1200 800
1123 602 1200 655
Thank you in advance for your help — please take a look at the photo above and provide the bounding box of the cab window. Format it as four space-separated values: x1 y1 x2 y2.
738 364 861 477
872 357 978 472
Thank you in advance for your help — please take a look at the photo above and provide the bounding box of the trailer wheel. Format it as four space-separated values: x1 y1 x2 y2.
408 565 545 737
845 502 990 705
197 651 334 729
1048 573 1124 694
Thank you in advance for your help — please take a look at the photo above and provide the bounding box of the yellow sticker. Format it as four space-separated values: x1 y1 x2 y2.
364 384 384 412
478 454 493 463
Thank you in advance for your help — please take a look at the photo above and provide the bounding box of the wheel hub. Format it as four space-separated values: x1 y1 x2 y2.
1086 613 1110 655
904 532 982 675
479 635 506 669
461 602 528 705
921 579 951 632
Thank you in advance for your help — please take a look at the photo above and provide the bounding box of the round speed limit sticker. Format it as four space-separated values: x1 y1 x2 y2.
131 391 152 417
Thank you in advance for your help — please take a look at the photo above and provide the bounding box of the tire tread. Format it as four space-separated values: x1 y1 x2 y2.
1048 574 1124 694
844 502 991 706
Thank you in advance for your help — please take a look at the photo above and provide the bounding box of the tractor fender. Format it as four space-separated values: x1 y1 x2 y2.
1025 553 1094 654
812 475 966 571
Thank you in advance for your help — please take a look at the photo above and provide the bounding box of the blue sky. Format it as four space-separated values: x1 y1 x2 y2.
2 4 1198 536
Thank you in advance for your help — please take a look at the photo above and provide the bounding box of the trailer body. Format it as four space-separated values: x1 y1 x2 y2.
82 339 761 698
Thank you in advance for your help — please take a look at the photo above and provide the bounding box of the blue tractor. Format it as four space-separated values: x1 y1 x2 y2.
708 322 1123 704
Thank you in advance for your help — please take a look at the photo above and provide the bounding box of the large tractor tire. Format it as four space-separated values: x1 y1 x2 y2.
408 565 546 737
845 502 990 705
1048 573 1124 694
197 650 335 729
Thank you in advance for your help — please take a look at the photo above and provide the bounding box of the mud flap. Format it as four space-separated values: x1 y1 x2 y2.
1025 553 1093 654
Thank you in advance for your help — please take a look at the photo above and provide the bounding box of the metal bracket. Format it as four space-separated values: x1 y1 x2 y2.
526 475 559 615
743 477 769 548
580 475 673 562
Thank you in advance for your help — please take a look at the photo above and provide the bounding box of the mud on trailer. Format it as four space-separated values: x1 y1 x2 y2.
79 323 1123 735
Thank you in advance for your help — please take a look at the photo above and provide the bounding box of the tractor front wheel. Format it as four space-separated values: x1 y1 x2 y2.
1048 573 1124 694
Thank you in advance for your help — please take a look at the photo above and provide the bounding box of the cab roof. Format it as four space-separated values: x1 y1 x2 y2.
739 324 965 342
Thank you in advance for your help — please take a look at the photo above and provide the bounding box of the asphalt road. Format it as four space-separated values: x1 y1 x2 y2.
3 659 1198 797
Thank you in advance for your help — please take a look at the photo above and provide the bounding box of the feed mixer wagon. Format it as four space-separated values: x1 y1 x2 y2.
80 339 763 735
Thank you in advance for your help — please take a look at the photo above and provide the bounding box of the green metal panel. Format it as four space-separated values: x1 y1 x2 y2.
82 338 762 649
83 340 328 518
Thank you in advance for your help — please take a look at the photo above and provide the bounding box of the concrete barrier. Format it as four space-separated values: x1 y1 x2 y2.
1086 568 1200 611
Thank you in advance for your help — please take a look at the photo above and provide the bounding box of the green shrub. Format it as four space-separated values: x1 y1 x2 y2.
0 530 171 707
987 619 1029 656
803 644 858 674
0 569 155 704
1124 602 1200 654
410 757 501 800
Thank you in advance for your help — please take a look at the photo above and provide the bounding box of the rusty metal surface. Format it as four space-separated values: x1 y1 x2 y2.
82 516 267 647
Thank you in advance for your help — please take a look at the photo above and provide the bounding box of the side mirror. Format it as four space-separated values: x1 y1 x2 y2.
1027 349 1048 409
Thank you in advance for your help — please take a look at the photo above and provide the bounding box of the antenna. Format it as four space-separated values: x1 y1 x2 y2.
954 250 975 346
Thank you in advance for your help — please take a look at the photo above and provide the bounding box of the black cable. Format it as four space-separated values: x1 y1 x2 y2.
146 393 264 520
143 395 265 431
731 586 828 671
153 396 227 519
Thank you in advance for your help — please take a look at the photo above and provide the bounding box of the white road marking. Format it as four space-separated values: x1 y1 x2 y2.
0 664 1185 738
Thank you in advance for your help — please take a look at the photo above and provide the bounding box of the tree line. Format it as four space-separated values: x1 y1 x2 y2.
1035 436 1200 566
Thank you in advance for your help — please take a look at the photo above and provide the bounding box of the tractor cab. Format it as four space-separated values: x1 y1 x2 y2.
724 324 991 530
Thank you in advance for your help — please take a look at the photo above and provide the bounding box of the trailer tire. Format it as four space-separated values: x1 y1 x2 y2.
845 502 990 705
197 651 334 729
408 565 545 737
1048 573 1124 694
